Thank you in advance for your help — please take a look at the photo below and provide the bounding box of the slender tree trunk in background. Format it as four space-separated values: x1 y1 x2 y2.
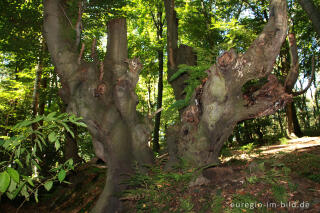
153 48 164 152
32 41 45 138
152 4 165 153
164 0 289 166
277 111 284 135
298 0 320 37
300 89 311 128
286 102 303 137
43 2 153 212
38 75 48 118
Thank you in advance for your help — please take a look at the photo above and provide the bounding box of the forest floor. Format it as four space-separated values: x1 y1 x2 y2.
1 136 320 213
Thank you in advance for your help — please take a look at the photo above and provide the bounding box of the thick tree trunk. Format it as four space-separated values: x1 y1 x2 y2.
43 1 153 212
298 0 320 37
165 0 289 167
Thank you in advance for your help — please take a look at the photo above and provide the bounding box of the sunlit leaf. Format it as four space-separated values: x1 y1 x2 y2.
58 170 66 183
0 171 10 193
44 181 53 191
48 132 57 143
7 168 19 183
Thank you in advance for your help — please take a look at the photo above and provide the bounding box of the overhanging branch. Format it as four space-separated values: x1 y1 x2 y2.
239 0 288 83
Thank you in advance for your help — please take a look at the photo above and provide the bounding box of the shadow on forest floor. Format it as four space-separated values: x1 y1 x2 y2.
2 137 320 213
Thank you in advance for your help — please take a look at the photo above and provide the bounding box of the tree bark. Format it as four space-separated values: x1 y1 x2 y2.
164 0 289 167
298 0 320 37
43 1 153 212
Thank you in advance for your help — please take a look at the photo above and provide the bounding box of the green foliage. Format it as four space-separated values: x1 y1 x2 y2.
230 193 258 213
246 175 259 184
271 184 287 203
123 163 194 212
168 64 209 111
279 137 288 145
211 191 225 213
0 113 84 202
240 143 256 154
282 153 320 183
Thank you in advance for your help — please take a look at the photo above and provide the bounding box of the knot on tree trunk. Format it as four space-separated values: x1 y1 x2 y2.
217 49 237 71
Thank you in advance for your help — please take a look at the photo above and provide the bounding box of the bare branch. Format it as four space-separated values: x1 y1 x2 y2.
292 56 316 96
78 43 85 64
59 3 75 30
75 1 83 48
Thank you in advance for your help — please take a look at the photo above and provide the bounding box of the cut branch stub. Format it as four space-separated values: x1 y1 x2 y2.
217 49 237 72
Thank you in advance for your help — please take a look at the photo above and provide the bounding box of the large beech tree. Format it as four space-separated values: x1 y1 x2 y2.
43 0 313 212
164 0 291 166
43 1 153 212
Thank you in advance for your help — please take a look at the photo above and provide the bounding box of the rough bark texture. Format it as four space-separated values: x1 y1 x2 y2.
165 0 290 167
298 0 320 37
43 1 153 212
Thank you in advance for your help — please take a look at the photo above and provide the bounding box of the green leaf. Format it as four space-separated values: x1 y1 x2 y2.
0 171 11 193
14 159 24 168
34 188 38 203
45 112 57 121
35 139 42 151
6 182 24 200
0 139 4 146
58 170 66 183
7 178 17 192
7 168 19 183
44 181 53 191
55 141 60 151
48 132 57 143
26 153 31 165
25 176 34 187
58 121 74 138
15 145 21 158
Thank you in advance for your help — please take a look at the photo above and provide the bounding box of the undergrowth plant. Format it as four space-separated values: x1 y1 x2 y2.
123 162 195 212
0 112 86 206
168 64 209 111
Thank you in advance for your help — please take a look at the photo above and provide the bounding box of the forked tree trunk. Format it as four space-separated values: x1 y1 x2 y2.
164 0 290 167
43 1 153 212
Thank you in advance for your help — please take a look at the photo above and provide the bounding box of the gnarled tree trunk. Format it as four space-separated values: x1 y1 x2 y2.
43 1 153 212
164 0 290 167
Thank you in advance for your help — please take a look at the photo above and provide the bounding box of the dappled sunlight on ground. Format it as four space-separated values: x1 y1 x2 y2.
259 137 320 154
